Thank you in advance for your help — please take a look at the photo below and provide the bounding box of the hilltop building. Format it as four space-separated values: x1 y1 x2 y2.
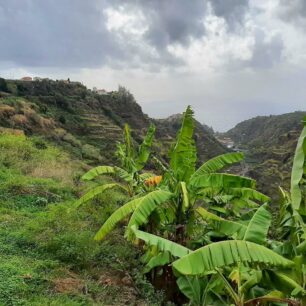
93 87 108 95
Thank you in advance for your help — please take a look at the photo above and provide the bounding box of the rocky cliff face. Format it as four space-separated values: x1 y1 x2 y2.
0 78 227 166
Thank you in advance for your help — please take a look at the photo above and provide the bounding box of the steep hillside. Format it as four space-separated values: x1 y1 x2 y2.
0 78 227 166
226 111 306 147
223 111 306 200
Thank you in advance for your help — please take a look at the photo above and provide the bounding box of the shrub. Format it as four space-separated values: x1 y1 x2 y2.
0 134 76 186
0 104 15 118
81 144 101 161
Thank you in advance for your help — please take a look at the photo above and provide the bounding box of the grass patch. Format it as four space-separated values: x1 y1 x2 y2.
0 133 164 305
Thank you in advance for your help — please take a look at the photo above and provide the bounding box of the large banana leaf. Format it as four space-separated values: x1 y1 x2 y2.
74 183 127 208
94 195 143 241
81 165 133 183
290 118 306 210
243 204 271 244
172 240 293 275
190 173 256 190
81 166 116 181
136 123 156 170
127 190 173 229
131 226 191 258
196 207 246 239
144 251 171 273
191 152 244 179
169 106 197 182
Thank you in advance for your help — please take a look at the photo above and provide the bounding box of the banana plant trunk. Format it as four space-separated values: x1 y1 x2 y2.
148 265 187 305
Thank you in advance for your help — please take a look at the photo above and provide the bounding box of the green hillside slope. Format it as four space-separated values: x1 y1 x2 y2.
224 111 306 200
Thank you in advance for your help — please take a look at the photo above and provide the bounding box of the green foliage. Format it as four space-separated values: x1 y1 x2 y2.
94 195 143 241
75 183 128 208
0 133 163 305
177 275 224 306
81 143 101 161
94 190 173 241
136 123 156 170
131 226 191 258
81 165 116 180
0 134 69 173
191 152 244 178
0 255 51 306
169 105 196 182
172 240 293 275
76 122 156 213
290 117 306 211
127 190 174 231
242 204 271 244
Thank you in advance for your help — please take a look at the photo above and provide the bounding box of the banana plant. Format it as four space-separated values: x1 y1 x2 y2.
75 123 156 207
92 106 271 305
94 106 266 243
130 223 299 305
290 117 306 214
74 106 306 304
272 118 306 304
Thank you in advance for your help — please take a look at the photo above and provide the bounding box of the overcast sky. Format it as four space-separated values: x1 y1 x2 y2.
0 0 305 131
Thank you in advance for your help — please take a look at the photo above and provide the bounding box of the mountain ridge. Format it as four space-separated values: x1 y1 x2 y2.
223 111 306 200
0 77 227 166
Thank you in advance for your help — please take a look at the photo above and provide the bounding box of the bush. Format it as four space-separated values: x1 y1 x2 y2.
81 144 101 161
62 133 81 147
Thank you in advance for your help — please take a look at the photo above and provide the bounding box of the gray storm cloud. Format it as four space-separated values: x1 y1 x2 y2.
278 0 306 23
0 0 305 131
0 0 252 69
0 0 120 67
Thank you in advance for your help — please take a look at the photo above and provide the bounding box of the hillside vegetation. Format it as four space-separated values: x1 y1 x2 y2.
224 112 306 201
0 132 169 305
0 78 226 167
